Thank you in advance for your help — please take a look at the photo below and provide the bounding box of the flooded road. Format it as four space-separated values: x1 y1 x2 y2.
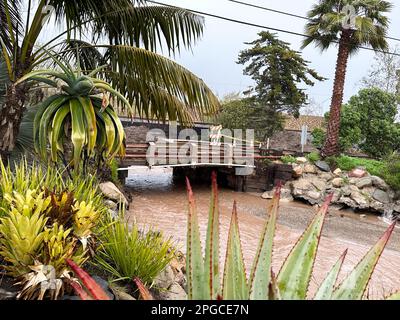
126 167 400 299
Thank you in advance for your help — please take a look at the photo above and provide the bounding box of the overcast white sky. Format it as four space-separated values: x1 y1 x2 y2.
155 0 400 115
34 0 400 115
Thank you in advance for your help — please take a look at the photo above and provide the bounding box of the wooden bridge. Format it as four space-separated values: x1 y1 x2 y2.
119 136 264 169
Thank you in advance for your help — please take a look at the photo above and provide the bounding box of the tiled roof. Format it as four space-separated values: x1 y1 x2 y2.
283 115 326 131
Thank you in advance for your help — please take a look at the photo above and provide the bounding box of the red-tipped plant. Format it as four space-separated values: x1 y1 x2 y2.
186 172 396 300
66 259 110 300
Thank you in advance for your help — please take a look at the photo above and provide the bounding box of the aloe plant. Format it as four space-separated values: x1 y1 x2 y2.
15 53 132 170
186 173 396 300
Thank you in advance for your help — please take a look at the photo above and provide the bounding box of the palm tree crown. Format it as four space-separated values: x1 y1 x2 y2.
302 0 392 53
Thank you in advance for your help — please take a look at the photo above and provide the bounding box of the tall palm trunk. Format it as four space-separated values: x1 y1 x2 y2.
0 84 27 159
321 30 352 157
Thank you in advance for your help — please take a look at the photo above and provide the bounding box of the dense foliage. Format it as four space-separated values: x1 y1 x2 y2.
216 97 284 140
95 215 175 285
0 159 105 299
16 57 131 171
235 31 324 138
313 88 400 158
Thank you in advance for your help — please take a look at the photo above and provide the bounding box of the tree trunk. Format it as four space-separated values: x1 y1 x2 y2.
0 84 27 159
321 30 352 157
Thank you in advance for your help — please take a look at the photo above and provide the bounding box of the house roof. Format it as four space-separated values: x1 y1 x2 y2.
283 115 326 131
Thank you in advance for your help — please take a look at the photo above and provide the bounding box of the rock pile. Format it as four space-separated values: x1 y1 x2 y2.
268 158 400 215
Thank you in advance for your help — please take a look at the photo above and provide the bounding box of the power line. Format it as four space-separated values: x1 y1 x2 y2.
226 0 400 43
146 0 400 57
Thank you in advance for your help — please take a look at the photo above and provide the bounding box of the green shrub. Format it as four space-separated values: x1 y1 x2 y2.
95 215 176 285
0 159 104 299
109 159 120 185
311 128 325 148
307 152 320 163
0 158 106 217
281 155 297 164
381 153 400 191
328 155 385 177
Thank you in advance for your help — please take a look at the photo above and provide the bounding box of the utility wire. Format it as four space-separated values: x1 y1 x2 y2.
146 0 400 57
226 0 400 43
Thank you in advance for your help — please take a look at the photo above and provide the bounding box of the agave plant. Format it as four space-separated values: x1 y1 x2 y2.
15 54 132 170
186 172 396 300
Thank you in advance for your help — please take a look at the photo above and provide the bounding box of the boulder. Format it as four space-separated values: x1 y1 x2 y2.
291 178 313 191
310 177 327 191
99 182 128 207
261 191 273 199
332 178 345 188
154 265 176 290
292 165 303 177
333 168 342 176
338 196 357 208
296 157 307 164
281 188 294 201
91 276 115 300
303 164 317 174
371 176 389 191
348 178 358 185
340 185 352 197
305 190 322 202
160 283 187 300
372 189 390 204
356 177 372 189
262 188 293 201
315 160 330 172
111 287 136 300
320 172 334 181
350 191 369 209
348 168 367 178
370 200 385 212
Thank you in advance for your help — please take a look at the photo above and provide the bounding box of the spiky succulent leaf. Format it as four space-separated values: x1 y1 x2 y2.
186 177 205 300
222 202 249 300
314 249 347 300
277 194 333 300
203 171 220 299
332 223 395 300
249 185 281 300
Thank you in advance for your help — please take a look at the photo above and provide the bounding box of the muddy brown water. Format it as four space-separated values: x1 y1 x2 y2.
126 167 400 299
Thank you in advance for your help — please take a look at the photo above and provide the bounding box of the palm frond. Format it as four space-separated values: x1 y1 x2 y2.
0 0 23 52
56 39 106 71
104 45 220 125
93 5 204 53
302 0 391 53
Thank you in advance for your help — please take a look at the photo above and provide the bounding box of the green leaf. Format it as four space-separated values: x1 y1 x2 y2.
277 194 333 300
94 108 115 157
69 98 87 169
314 249 347 300
222 201 249 300
185 177 205 300
332 223 395 300
50 103 70 161
249 185 281 300
203 171 220 299
79 97 97 157
36 96 69 159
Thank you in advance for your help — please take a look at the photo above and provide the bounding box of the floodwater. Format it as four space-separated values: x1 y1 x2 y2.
126 167 400 299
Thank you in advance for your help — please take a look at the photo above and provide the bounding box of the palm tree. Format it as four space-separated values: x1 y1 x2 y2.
302 0 392 157
0 0 220 158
